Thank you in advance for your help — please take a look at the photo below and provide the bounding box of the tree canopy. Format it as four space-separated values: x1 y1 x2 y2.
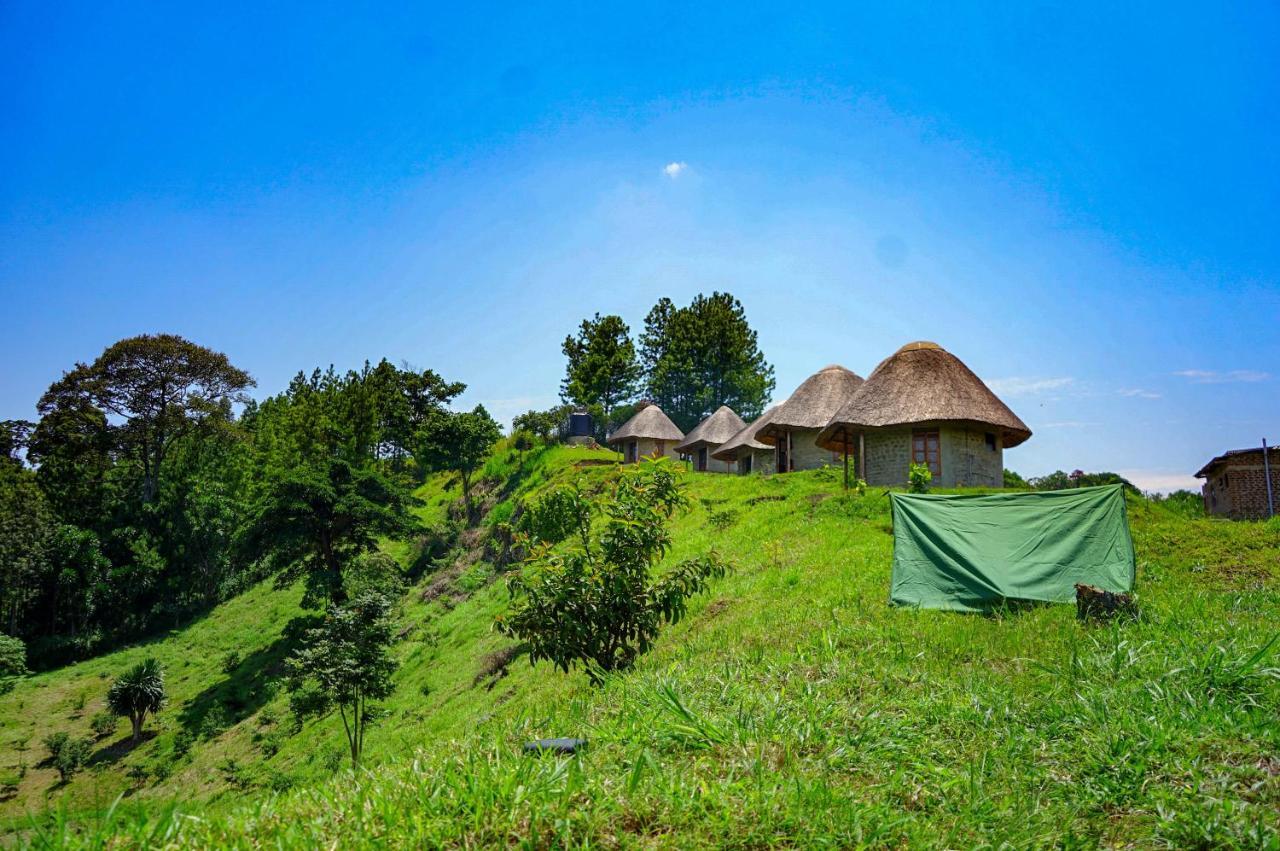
560 313 641 418
415 405 502 523
639 293 775 432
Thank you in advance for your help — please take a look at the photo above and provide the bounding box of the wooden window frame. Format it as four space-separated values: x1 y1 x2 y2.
912 429 941 478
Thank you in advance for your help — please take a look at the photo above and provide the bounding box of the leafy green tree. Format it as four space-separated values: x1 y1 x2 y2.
37 334 254 503
560 314 641 418
512 404 572 442
107 658 167 742
639 292 775 432
498 459 728 685
416 406 502 524
240 458 417 607
0 464 54 635
0 633 28 695
285 591 397 769
1003 468 1030 489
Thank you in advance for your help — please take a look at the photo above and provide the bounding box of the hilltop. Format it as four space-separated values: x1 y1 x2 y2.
3 443 1279 848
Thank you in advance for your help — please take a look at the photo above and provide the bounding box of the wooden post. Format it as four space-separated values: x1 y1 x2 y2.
787 430 794 472
858 432 865 481
843 433 850 490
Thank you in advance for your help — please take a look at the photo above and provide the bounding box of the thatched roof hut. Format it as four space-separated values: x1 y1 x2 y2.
711 405 779 462
757 365 864 446
816 341 1031 451
676 406 747 455
606 403 684 446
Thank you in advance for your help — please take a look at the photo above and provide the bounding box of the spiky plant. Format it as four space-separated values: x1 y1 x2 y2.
107 658 166 743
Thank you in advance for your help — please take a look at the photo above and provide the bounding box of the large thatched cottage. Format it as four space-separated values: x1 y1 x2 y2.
712 405 780 475
757 365 864 472
817 341 1030 487
606 403 684 463
676 405 747 472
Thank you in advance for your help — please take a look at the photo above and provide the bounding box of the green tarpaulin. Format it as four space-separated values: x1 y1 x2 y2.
890 485 1135 612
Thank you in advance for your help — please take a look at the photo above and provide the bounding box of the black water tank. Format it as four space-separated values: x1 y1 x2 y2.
568 411 593 437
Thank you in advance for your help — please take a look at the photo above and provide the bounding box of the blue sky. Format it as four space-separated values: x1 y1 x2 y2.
2 3 1277 491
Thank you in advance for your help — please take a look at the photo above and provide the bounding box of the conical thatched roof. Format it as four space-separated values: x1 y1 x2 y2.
606 404 684 445
816 341 1032 450
711 405 780 461
757 364 864 446
676 406 747 454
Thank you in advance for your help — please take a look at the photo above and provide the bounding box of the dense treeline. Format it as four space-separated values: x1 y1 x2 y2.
550 292 776 436
0 335 494 668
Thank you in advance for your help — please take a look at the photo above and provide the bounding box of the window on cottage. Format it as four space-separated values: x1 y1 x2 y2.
984 432 996 451
912 430 941 477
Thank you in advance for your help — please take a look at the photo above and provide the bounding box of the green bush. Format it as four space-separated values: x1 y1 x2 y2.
0 633 27 695
43 731 92 782
909 463 932 494
515 484 592 547
499 459 728 685
90 710 119 740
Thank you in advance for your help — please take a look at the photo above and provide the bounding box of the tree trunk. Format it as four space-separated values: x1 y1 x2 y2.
131 714 143 743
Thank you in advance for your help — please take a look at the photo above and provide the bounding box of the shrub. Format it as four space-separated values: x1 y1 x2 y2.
221 651 242 674
43 732 92 782
107 658 166 742
498 459 728 685
90 711 118 740
516 484 592 547
909 463 932 493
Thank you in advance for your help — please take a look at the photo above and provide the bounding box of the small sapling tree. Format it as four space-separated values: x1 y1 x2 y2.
0 634 28 696
107 658 167 743
285 591 397 769
497 458 728 685
909 462 932 493
415 405 502 524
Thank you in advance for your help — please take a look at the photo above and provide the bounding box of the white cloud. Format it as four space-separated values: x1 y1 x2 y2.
662 161 688 179
1172 369 1270 384
986 376 1075 397
1118 388 1161 399
1115 469 1202 495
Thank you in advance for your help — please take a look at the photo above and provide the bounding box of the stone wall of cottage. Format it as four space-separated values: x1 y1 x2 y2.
1202 451 1280 519
619 436 682 463
862 424 1003 487
772 428 844 472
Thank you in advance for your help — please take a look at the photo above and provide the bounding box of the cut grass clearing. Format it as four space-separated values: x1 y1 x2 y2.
5 446 1280 847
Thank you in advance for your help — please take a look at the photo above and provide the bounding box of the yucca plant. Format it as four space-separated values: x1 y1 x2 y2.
107 658 167 743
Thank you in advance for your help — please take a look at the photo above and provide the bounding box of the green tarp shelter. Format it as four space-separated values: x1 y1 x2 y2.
890 485 1135 612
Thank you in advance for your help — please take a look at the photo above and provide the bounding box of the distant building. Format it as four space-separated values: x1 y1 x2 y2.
712 405 780 475
1196 447 1279 519
757 365 865 472
605 403 684 463
676 405 747 472
817 341 1031 488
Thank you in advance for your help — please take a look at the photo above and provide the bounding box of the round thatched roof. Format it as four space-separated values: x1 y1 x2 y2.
816 341 1032 450
757 364 864 446
606 404 684 445
711 405 780 461
675 405 747 454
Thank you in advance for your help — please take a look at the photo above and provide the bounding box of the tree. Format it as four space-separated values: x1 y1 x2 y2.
498 459 728 685
415 405 502 524
0 633 28 696
37 334 254 503
240 458 418 607
639 293 775 432
285 591 397 769
0 464 54 636
560 314 641 418
107 658 167 742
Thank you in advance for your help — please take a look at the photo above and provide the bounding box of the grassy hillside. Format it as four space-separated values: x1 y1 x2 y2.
5 444 1280 848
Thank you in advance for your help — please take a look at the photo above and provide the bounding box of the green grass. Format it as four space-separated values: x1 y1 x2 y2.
5 447 1280 848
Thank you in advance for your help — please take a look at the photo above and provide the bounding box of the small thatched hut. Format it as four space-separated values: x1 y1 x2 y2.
711 405 780 475
676 405 747 472
817 341 1031 487
758 365 864 472
606 403 685 463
